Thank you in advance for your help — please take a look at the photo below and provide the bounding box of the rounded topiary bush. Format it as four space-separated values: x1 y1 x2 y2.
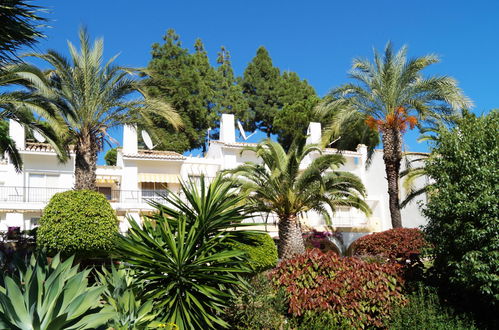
37 190 118 257
230 233 278 273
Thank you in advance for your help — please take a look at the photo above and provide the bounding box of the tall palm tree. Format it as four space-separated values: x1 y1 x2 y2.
0 63 67 171
24 28 181 190
318 42 471 228
225 139 371 260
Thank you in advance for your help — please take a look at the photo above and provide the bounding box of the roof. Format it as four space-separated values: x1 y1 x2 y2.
209 140 258 148
122 149 186 160
23 142 74 153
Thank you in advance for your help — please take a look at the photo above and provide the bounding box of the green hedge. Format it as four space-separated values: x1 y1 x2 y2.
37 189 118 257
230 233 278 273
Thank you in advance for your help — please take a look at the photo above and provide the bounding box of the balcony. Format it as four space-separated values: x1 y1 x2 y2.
0 186 168 204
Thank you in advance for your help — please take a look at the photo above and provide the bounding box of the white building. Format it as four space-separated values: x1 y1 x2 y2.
0 114 428 249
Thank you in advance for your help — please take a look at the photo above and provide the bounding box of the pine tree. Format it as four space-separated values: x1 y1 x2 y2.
240 46 281 135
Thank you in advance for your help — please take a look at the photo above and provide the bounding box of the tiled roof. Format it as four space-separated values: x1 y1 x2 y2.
122 149 186 160
209 140 258 148
23 142 75 152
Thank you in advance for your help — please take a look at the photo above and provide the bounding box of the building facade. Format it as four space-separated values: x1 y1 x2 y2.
0 114 428 249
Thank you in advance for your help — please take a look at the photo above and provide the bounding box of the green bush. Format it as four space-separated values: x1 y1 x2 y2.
225 273 287 329
423 111 499 314
229 233 278 273
37 189 118 257
390 285 478 330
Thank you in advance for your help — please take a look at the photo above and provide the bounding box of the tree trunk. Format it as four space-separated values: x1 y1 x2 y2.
278 213 305 259
74 132 98 190
382 128 403 228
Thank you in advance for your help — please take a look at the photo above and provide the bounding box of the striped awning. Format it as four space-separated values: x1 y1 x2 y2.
96 175 120 184
138 173 180 183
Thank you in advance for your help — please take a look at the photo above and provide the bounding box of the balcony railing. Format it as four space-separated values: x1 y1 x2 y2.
0 186 168 204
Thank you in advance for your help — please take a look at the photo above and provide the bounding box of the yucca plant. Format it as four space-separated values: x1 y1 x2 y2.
96 264 158 330
0 253 113 330
116 176 253 329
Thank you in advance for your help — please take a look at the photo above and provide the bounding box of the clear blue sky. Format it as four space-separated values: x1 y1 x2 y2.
29 0 498 161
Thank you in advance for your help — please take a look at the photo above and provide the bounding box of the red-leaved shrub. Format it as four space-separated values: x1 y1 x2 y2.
302 230 342 254
271 249 407 328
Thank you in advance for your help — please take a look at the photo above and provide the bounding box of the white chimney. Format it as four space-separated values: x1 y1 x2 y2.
306 122 322 145
9 119 25 150
123 125 138 154
220 114 235 144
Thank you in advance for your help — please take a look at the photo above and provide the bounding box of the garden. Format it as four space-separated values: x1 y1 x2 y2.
0 1 498 329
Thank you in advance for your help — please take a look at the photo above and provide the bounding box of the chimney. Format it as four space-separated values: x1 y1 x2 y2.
306 122 322 145
123 125 138 154
220 114 235 144
9 119 25 150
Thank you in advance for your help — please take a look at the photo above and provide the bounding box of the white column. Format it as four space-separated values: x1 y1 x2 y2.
220 114 235 144
123 125 138 154
306 122 322 145
9 119 25 150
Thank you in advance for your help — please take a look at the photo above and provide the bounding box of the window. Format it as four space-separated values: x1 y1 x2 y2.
97 187 112 200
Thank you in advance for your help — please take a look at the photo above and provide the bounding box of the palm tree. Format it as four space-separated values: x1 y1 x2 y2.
0 63 68 171
225 139 371 260
318 42 471 228
24 28 181 190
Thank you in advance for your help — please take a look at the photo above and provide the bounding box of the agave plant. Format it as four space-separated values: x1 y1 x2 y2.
96 264 158 330
117 176 253 329
0 253 113 329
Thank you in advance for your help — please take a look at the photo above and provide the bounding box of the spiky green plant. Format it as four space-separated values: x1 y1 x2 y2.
318 42 471 228
225 138 371 259
116 176 254 329
0 253 113 329
97 264 158 330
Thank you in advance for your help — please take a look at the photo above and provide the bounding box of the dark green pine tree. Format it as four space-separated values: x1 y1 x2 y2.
145 30 216 153
240 46 281 135
273 72 317 150
209 46 249 139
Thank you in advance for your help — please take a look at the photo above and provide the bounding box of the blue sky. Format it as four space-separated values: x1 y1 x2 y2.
28 0 498 162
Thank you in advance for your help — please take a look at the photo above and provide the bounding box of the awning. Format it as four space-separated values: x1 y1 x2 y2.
138 173 180 184
96 175 120 184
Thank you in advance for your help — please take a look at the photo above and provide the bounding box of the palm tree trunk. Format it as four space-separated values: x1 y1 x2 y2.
382 128 403 228
278 213 305 259
74 132 98 190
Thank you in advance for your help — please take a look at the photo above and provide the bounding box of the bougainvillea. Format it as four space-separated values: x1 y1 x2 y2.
352 228 428 260
271 249 407 328
302 230 342 254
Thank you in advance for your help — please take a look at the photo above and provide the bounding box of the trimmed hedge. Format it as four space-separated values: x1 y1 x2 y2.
272 249 407 328
352 228 428 260
37 190 118 257
229 233 278 273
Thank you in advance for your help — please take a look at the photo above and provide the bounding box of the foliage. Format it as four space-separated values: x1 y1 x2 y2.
423 111 499 313
0 0 46 63
389 285 478 330
104 147 118 166
227 233 278 273
318 42 471 228
37 190 118 257
273 95 320 151
97 264 159 330
352 228 429 260
145 30 218 153
272 249 407 329
226 138 370 259
225 273 287 329
302 230 342 254
0 253 113 329
23 27 180 189
116 176 254 329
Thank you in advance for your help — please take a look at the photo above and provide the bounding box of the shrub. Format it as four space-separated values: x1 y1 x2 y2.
423 111 499 315
225 273 287 329
272 249 407 329
0 253 112 329
228 233 278 273
117 176 253 329
352 228 428 260
37 189 118 257
303 230 342 254
390 285 478 329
